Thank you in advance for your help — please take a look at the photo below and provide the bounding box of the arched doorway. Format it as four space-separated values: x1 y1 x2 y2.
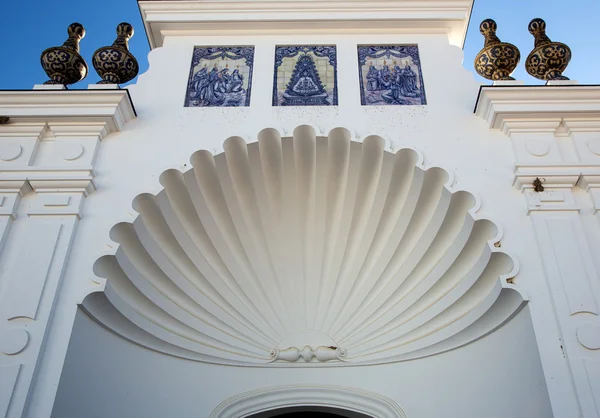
246 406 372 417
208 385 406 418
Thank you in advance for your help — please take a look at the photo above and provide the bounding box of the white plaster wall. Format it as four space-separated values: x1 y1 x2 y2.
51 306 552 418
40 32 566 417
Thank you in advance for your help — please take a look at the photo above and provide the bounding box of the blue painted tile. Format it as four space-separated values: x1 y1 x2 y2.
358 45 427 106
273 46 338 106
185 46 254 107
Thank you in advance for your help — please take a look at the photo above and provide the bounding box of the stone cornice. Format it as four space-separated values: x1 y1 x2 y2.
0 167 96 195
138 0 473 48
475 85 600 135
0 89 136 135
513 164 600 190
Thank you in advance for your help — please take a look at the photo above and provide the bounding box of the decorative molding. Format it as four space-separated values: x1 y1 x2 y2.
588 138 600 156
525 139 550 157
0 90 135 134
0 123 46 167
0 329 30 355
0 190 25 218
0 122 47 139
0 167 95 196
0 365 21 418
512 164 600 190
57 143 85 161
474 85 600 135
577 324 600 350
583 360 600 414
0 184 28 254
138 0 473 49
537 217 598 316
523 189 579 213
0 144 22 162
47 122 110 141
3 222 63 321
209 385 407 418
27 193 84 217
0 211 81 418
86 125 525 366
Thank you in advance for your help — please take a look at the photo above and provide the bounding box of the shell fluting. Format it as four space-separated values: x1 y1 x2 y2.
87 126 524 366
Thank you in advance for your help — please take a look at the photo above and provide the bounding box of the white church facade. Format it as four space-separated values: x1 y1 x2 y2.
1 1 600 417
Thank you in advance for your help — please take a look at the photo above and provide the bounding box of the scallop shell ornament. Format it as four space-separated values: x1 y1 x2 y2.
86 126 525 366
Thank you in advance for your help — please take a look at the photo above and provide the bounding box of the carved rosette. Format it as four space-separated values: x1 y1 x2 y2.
474 19 520 81
40 23 88 86
92 22 139 85
525 18 571 81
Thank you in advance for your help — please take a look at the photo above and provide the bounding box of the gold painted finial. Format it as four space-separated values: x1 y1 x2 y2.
40 23 88 86
92 22 139 85
474 19 520 81
525 18 571 81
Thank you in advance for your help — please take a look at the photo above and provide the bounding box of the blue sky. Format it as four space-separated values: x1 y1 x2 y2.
1 0 597 89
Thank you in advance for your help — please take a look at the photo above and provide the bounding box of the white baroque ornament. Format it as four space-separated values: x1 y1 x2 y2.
86 125 525 366
270 345 346 362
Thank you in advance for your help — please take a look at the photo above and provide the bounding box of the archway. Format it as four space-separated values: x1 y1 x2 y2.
246 405 372 417
208 385 406 418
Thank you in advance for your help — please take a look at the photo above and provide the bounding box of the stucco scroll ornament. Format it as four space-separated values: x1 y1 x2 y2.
40 23 88 86
270 346 347 362
92 23 139 85
525 18 571 81
474 19 520 80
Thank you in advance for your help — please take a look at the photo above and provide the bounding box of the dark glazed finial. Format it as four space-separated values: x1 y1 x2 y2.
528 18 552 47
525 18 571 81
40 23 88 86
474 19 520 81
113 22 134 49
92 22 139 85
480 19 501 46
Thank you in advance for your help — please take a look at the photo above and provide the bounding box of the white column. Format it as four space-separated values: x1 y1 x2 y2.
0 90 135 418
520 184 600 418
476 85 600 418
0 190 85 418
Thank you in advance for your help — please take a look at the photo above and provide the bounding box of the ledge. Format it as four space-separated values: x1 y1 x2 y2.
0 89 136 134
138 0 473 48
513 164 600 190
474 85 600 134
0 167 96 195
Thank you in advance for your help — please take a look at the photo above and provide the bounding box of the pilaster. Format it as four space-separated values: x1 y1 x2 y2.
0 89 135 418
476 85 600 418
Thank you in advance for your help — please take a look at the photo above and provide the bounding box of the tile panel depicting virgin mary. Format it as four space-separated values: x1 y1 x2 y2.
358 45 427 106
185 46 254 107
273 45 338 106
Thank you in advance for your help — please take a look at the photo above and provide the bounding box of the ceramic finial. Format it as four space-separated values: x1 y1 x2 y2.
40 23 88 86
525 18 571 81
92 22 139 85
474 19 520 81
